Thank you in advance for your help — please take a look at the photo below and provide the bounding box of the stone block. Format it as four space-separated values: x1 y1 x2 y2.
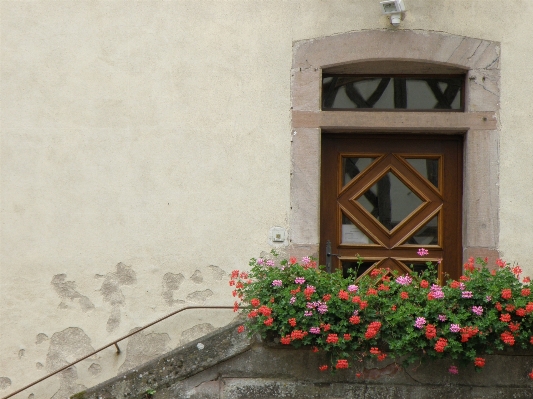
290 128 320 245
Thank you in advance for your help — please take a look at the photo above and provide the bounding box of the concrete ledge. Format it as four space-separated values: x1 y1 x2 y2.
74 319 533 399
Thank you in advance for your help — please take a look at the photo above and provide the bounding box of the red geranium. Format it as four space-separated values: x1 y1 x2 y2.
336 359 349 369
326 334 339 344
250 298 260 307
338 290 349 300
501 331 515 346
501 288 512 300
425 324 437 340
434 338 447 352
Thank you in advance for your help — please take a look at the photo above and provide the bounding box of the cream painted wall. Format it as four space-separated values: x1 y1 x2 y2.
1 1 532 398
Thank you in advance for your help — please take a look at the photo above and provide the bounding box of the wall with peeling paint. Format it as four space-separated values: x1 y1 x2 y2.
1 1 533 398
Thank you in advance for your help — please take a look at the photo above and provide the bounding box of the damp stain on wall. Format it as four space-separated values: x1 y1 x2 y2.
45 327 94 399
207 265 227 281
118 329 170 374
186 289 213 303
0 377 11 390
98 262 137 332
161 272 185 306
51 274 95 312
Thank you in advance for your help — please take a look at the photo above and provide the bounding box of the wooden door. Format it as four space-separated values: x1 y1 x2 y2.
320 134 463 281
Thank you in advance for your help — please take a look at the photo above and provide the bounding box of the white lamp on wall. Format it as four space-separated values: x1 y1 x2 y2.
380 0 406 27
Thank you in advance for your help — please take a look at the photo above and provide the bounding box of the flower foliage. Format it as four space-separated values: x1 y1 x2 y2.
231 251 533 377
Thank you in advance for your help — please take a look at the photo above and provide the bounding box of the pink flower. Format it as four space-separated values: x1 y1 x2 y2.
294 277 305 284
448 365 459 375
257 258 264 265
438 314 447 322
301 256 311 264
347 284 358 292
414 317 426 329
309 327 321 334
472 306 483 316
271 280 283 287
396 275 413 286
266 259 275 267
462 291 473 298
450 324 460 333
417 248 429 256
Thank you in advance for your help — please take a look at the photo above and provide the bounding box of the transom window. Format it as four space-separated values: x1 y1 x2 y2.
322 75 464 111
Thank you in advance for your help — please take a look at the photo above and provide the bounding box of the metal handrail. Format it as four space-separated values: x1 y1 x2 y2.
2 305 237 399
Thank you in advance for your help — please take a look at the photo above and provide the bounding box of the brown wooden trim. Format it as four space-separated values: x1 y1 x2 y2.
292 110 497 130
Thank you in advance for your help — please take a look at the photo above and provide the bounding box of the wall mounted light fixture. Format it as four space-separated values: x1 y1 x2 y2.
380 0 406 27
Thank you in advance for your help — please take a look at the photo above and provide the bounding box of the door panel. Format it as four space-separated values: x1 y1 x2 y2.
320 134 463 281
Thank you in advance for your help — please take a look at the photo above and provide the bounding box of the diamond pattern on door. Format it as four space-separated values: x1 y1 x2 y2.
320 134 462 282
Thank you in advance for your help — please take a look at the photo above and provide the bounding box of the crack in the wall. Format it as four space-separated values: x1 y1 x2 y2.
486 55 500 70
467 40 484 61
51 274 95 312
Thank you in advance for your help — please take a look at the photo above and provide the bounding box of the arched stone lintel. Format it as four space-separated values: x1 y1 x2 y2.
293 30 500 72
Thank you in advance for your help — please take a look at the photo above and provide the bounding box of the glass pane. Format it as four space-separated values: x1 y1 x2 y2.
400 261 430 276
405 158 439 188
341 213 372 244
342 157 375 186
406 215 439 245
342 261 377 278
356 172 424 231
322 76 463 110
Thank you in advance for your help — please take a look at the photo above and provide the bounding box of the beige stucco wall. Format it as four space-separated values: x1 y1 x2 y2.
1 1 532 398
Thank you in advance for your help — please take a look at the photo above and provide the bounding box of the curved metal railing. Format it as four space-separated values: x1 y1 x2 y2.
1 305 236 399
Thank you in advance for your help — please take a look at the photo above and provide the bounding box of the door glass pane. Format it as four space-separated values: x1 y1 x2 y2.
400 261 431 276
405 215 439 245
405 158 439 188
342 157 375 186
342 260 377 278
341 213 372 244
356 172 424 231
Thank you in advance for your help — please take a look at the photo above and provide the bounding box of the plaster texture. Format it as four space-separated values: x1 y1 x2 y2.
1 1 533 398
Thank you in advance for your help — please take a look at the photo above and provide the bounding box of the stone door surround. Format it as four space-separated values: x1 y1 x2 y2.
289 30 500 264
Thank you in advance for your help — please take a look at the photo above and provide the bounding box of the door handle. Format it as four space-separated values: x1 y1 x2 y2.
325 240 339 273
